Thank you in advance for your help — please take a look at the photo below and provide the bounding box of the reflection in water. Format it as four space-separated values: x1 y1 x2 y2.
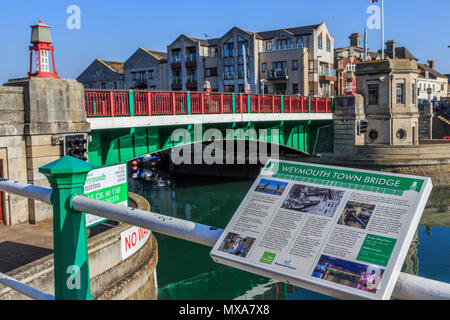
129 177 450 300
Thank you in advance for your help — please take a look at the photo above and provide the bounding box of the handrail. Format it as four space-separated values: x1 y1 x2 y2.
1 178 449 300
0 272 54 300
84 90 333 117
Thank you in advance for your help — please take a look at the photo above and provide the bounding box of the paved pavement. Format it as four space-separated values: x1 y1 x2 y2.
0 221 53 273
0 221 113 274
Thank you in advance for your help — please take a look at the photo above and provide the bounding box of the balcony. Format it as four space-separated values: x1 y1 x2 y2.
185 54 197 68
171 78 182 90
223 73 235 81
261 45 303 53
319 69 337 81
267 69 289 81
186 76 197 90
171 57 182 69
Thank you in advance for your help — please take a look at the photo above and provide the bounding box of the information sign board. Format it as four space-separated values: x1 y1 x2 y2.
210 160 433 300
83 163 128 228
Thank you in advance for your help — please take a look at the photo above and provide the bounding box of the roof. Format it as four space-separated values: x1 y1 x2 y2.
380 46 417 60
140 48 167 61
171 24 322 47
256 24 321 40
98 59 124 74
417 63 446 79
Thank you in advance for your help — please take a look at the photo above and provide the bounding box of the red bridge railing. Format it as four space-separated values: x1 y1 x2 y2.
84 90 333 117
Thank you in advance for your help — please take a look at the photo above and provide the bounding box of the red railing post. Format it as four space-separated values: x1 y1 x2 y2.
147 92 152 116
289 96 292 113
315 99 318 113
258 95 261 113
109 91 115 117
201 92 205 114
171 92 176 115
220 94 224 114
272 96 275 113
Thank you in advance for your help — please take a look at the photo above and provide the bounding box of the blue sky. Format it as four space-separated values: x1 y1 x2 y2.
0 0 449 83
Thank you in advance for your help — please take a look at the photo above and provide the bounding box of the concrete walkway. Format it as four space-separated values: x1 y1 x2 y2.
0 221 113 274
0 221 53 273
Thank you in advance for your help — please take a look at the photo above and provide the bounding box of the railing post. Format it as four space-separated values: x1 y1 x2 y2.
187 91 191 115
240 94 243 114
147 92 152 116
129 90 134 116
232 94 236 114
258 95 261 113
109 91 115 117
272 96 275 113
200 92 205 114
39 157 94 300
220 94 224 114
171 92 176 115
308 97 312 113
247 94 251 114
289 96 292 113
281 95 284 113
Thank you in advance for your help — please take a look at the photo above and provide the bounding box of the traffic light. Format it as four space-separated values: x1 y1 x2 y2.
64 134 88 161
357 120 368 135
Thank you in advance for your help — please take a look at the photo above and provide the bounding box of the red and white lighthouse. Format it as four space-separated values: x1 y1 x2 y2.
28 19 59 78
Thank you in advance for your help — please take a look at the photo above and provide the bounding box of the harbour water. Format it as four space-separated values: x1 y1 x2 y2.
128 169 450 300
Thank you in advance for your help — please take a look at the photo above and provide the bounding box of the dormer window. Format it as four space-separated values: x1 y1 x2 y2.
297 38 303 48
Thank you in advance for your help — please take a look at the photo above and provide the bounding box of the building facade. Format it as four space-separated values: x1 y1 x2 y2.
356 59 420 146
77 59 124 89
416 61 448 103
167 23 336 97
123 48 168 90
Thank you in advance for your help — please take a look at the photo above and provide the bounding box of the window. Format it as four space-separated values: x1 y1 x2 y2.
272 61 287 75
40 50 50 72
368 84 379 105
223 42 234 58
131 72 138 81
346 62 356 72
101 83 106 89
262 63 267 73
238 41 248 56
148 70 154 79
277 39 291 50
150 86 157 90
238 84 244 93
224 85 234 92
318 34 323 50
412 84 415 104
209 47 218 57
297 38 303 48
113 82 117 90
265 41 272 51
292 60 298 70
309 60 315 73
205 67 218 77
224 65 235 80
187 69 197 82
238 65 244 79
292 84 299 94
171 49 181 63
326 37 331 52
396 83 405 104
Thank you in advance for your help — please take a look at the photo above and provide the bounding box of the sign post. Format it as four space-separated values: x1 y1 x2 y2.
40 156 93 300
210 159 433 300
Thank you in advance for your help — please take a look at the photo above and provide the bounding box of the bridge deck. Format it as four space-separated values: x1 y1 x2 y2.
85 90 333 129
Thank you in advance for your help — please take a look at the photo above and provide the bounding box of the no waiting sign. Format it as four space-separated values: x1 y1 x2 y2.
83 163 128 228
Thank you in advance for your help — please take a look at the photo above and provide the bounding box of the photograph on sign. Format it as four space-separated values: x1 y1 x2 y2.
83 163 128 228
210 159 433 300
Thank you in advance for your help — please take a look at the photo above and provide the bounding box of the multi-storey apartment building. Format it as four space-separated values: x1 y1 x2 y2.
417 61 449 103
167 22 336 97
77 48 168 90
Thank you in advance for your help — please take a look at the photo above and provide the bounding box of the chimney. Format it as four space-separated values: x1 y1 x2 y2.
386 40 396 59
428 60 435 69
349 33 361 48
